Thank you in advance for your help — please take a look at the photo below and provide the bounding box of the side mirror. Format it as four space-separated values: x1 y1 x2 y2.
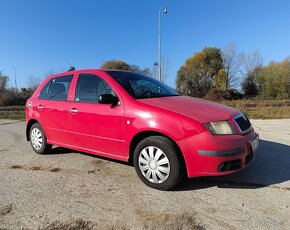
98 94 118 105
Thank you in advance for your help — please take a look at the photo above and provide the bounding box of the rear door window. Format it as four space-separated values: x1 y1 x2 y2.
39 75 73 100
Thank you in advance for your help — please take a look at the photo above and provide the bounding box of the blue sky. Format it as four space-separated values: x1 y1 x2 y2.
0 0 289 89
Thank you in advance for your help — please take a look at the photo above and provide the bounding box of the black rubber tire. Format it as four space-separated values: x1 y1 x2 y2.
29 123 52 154
133 136 183 190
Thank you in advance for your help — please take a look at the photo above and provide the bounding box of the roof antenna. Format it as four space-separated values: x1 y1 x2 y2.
66 58 75 71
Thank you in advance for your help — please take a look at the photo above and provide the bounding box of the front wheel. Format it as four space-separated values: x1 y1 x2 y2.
133 136 183 190
30 123 52 154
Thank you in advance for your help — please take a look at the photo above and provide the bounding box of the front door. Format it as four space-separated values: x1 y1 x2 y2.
69 73 125 159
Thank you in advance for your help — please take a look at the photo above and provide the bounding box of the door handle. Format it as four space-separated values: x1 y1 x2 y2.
37 105 43 110
69 108 78 114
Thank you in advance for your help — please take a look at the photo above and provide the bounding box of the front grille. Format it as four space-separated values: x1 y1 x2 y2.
233 113 251 133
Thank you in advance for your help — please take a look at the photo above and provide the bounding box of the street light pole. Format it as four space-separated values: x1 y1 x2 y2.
13 66 17 92
153 62 158 79
158 6 167 82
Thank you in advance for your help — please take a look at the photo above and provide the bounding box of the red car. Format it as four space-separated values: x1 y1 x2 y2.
26 69 259 190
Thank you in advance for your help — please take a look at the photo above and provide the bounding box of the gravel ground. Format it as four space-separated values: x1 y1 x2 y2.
0 119 289 230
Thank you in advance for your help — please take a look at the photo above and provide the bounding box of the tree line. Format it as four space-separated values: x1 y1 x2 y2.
176 44 290 100
0 45 289 106
0 74 41 106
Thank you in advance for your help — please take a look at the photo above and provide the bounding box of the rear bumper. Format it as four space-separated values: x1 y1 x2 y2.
177 129 258 178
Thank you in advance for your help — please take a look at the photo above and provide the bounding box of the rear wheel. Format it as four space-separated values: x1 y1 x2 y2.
30 123 52 154
133 136 183 190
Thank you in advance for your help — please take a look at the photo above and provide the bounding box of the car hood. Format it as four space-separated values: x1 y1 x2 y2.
139 96 238 123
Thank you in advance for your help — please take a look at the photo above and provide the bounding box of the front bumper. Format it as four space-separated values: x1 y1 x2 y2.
177 128 258 178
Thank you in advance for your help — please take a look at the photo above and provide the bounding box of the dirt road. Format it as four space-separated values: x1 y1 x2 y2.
0 119 289 229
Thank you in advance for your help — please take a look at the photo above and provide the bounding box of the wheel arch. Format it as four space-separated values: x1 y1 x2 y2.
128 130 187 177
26 119 39 141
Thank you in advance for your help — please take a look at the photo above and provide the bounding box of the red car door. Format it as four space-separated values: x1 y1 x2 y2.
36 74 74 146
69 73 125 160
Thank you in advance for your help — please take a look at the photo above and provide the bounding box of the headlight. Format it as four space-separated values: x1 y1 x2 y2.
205 121 236 135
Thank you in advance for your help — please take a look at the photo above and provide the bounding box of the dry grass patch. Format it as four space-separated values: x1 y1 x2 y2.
136 210 205 230
42 219 93 230
41 219 128 230
221 100 290 119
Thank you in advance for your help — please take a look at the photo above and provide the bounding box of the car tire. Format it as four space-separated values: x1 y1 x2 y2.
29 123 52 154
133 136 183 190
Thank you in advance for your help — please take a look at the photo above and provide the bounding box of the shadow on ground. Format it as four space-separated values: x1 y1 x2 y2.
46 147 75 155
175 139 290 191
47 146 133 166
45 139 290 191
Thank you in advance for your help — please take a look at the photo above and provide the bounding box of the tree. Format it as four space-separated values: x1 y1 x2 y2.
0 74 9 92
242 66 261 98
141 67 152 77
0 74 9 106
221 43 243 90
100 60 152 77
100 60 132 71
257 59 290 99
212 69 227 90
205 47 224 75
176 47 223 97
130 64 152 76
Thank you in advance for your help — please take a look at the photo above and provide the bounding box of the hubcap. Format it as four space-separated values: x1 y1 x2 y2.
31 128 43 150
138 146 170 184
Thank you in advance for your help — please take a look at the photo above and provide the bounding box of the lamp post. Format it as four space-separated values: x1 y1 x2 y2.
158 6 167 82
153 62 158 79
13 66 17 92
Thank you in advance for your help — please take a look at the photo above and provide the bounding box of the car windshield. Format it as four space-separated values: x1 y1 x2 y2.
106 71 179 99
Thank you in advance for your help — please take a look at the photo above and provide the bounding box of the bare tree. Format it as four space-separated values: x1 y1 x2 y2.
44 70 57 78
26 76 42 91
160 56 170 83
221 43 244 90
243 49 263 75
240 49 263 97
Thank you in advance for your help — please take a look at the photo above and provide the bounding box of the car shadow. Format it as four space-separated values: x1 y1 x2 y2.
47 146 133 166
45 147 75 155
174 139 290 191
46 139 290 191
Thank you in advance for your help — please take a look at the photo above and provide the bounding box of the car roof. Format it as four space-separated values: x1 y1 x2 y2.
47 69 137 79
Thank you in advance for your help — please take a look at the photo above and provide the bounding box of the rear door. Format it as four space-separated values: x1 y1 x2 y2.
69 73 125 159
37 74 73 145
